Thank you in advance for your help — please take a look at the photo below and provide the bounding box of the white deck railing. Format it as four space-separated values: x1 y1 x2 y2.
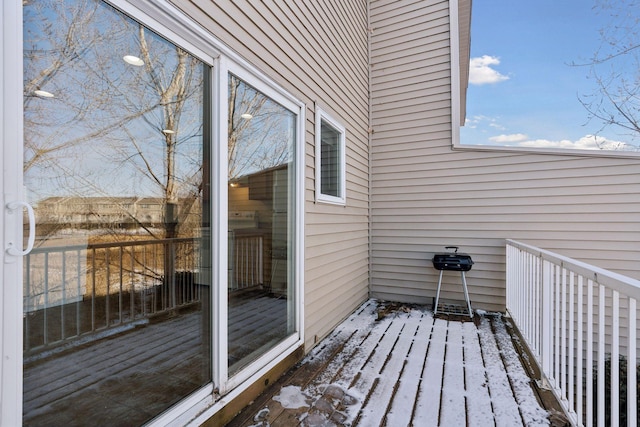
506 239 639 427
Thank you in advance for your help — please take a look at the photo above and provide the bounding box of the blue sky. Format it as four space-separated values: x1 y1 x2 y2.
461 0 640 151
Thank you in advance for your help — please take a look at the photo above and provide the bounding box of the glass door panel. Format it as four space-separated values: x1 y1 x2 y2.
22 1 211 425
227 75 296 374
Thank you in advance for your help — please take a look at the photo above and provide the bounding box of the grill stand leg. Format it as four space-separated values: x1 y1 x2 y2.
433 270 473 319
434 270 444 315
460 271 473 319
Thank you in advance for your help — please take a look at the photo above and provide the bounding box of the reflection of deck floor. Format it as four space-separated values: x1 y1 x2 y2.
23 292 287 426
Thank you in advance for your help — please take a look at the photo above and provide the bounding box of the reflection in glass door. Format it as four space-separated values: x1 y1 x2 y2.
227 75 297 374
22 1 211 425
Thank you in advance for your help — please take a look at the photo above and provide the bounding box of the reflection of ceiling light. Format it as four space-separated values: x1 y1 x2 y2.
162 129 175 135
123 55 144 66
229 182 239 187
240 113 253 119
34 89 54 98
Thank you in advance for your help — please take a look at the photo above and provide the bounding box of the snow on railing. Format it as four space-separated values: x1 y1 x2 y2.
506 239 639 427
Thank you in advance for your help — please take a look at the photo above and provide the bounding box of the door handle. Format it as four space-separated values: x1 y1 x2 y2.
5 201 36 256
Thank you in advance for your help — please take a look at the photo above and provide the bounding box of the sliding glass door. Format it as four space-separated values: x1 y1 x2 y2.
2 0 303 424
227 74 297 375
22 1 211 424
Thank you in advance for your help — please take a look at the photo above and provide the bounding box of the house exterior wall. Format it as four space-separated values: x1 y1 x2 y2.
369 0 640 312
173 0 371 350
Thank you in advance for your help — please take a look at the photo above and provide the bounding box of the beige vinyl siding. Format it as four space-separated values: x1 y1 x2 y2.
175 0 370 351
370 0 640 312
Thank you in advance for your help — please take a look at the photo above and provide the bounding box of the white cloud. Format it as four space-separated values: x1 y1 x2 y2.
489 133 528 143
469 55 509 85
465 115 505 131
514 135 635 151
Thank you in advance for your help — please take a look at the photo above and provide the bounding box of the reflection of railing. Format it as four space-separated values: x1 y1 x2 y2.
24 237 203 355
506 239 639 427
229 233 264 291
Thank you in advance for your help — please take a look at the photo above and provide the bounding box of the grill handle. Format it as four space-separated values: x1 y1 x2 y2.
445 246 459 253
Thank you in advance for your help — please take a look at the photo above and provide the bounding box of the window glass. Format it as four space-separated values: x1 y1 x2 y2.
461 0 639 153
320 121 342 197
227 74 297 374
315 109 346 204
22 1 211 424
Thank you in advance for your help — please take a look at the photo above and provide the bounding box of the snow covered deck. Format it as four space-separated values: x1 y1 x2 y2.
228 299 552 426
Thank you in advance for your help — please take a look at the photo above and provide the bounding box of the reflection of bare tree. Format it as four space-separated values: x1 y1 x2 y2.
22 1 295 312
575 0 640 150
23 0 204 241
23 0 205 310
228 75 292 180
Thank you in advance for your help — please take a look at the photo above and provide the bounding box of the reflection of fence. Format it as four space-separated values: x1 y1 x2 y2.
229 234 264 291
506 239 639 427
24 238 203 355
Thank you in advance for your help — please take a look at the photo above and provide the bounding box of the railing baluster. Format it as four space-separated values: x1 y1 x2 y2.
25 253 32 351
76 249 81 338
533 253 538 352
91 247 96 332
554 264 561 389
130 246 135 319
542 259 553 383
611 290 619 427
576 274 583 425
105 248 110 328
628 298 637 427
568 271 575 413
561 267 568 400
44 252 49 346
118 246 123 324
597 284 605 427
143 245 148 316
61 251 66 341
587 279 594 427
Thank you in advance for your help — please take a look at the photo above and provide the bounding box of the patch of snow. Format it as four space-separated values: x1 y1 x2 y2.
493 319 550 426
261 301 550 426
273 385 310 409
253 407 269 422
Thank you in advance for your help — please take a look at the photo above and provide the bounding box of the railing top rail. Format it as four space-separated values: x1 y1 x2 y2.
29 237 197 254
506 239 640 300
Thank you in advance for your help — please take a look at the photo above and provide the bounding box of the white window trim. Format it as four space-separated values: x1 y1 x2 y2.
315 107 346 205
449 0 640 159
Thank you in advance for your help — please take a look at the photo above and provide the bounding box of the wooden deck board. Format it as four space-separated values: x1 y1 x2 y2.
439 321 467 426
228 300 550 427
476 316 525 426
462 321 496 425
384 311 432 426
356 316 418 425
413 318 447 426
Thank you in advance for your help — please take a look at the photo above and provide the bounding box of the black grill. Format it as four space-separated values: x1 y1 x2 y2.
432 246 474 271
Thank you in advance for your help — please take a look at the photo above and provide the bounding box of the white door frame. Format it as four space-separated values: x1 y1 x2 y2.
2 1 26 425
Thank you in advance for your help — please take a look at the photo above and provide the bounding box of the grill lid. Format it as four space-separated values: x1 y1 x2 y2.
432 246 474 271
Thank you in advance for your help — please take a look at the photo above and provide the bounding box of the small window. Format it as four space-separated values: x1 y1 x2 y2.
315 108 346 205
